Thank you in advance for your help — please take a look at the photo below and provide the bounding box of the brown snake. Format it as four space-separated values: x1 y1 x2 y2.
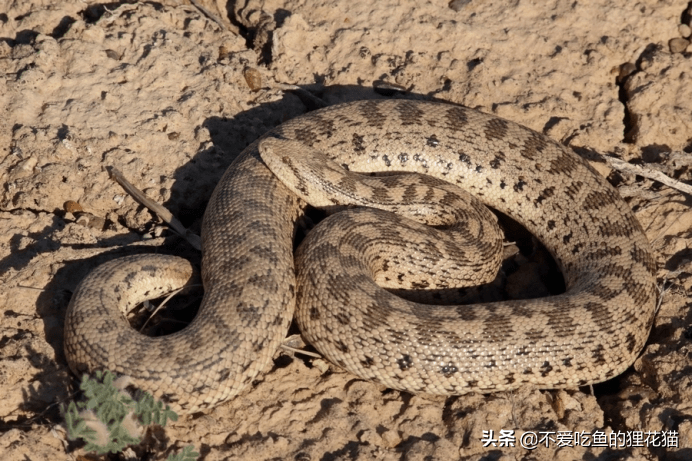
65 99 657 413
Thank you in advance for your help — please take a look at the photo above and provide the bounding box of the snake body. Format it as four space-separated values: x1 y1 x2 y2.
65 99 657 413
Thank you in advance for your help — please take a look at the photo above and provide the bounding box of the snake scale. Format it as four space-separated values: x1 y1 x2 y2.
65 99 657 413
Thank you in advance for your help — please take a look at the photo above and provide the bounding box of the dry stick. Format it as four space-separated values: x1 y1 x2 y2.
188 0 239 34
275 83 329 108
99 3 139 25
655 279 671 316
107 167 201 251
137 285 202 332
280 345 323 359
107 167 321 358
655 267 689 316
603 156 692 195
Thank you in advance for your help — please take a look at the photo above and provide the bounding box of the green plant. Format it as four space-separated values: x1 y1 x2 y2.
167 445 200 461
62 370 198 460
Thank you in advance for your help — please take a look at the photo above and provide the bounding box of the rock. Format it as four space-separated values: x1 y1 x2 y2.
669 37 690 53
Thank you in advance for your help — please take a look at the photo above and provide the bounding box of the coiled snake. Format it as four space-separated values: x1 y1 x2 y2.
65 100 657 413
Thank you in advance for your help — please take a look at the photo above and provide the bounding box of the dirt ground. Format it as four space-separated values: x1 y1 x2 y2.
0 0 691 460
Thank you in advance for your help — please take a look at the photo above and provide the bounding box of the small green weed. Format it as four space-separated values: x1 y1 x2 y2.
62 370 198 460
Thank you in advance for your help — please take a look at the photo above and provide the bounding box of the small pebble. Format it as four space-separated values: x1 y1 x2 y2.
381 430 401 448
243 67 262 91
668 37 689 53
65 200 106 229
63 200 83 214
75 214 105 230
218 44 231 60
448 0 472 11
679 24 691 38
313 358 330 374
105 49 121 60
617 62 637 83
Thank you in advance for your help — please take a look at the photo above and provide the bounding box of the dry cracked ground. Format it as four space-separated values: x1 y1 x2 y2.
0 0 691 460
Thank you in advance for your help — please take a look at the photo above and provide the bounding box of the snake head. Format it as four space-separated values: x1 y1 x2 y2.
259 137 356 207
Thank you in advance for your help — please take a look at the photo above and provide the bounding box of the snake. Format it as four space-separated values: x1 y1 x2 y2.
64 99 657 414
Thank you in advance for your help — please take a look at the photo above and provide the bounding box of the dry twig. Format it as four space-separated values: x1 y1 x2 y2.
107 167 201 250
604 156 691 195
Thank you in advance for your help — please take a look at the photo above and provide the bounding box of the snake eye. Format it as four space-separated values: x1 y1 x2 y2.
282 156 290 164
